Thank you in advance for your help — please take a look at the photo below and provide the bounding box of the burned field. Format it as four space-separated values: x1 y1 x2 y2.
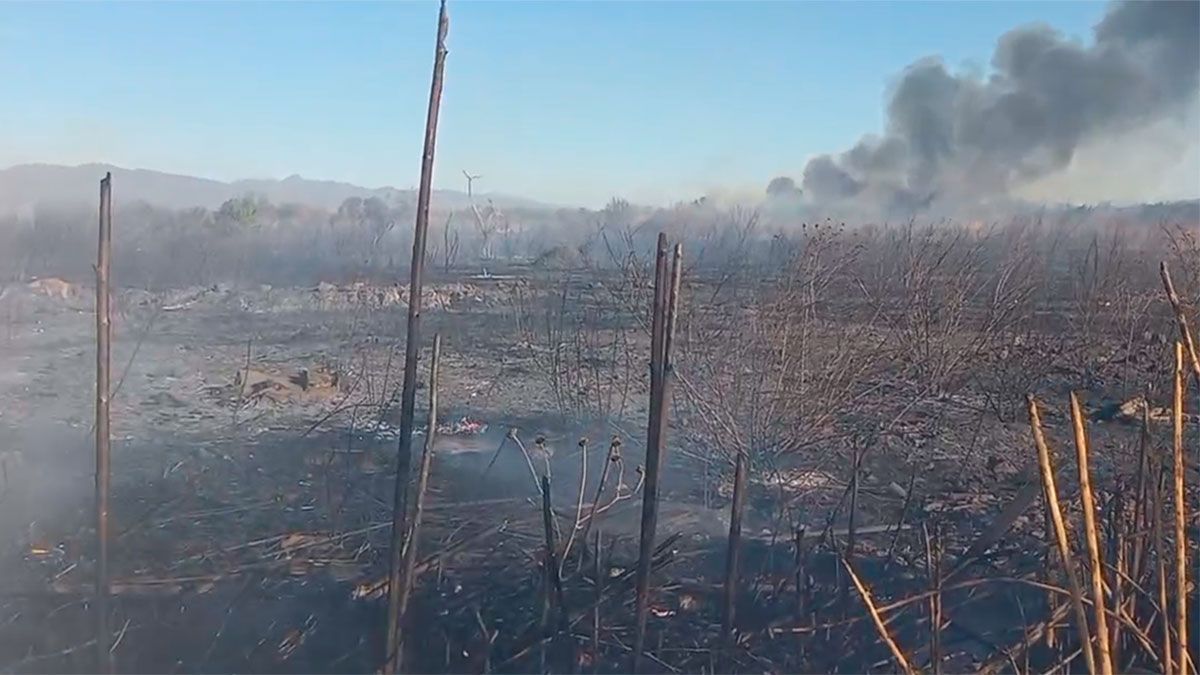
0 217 1197 674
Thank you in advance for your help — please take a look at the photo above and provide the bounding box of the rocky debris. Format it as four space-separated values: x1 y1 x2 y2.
231 365 342 405
310 281 492 312
26 277 78 300
1093 395 1197 424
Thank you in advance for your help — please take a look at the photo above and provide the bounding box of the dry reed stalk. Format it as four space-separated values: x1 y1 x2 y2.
1046 498 1061 651
841 558 916 675
1172 341 1191 675
576 437 620 565
1130 405 1152 604
923 522 943 675
560 437 589 571
1027 395 1098 675
1109 491 1126 668
1161 262 1200 387
1070 391 1115 674
1153 446 1174 675
541 474 568 632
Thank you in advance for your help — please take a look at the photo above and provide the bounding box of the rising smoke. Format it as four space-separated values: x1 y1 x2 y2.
801 0 1200 219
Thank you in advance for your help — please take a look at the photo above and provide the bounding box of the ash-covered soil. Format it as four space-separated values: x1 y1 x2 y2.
0 275 1194 673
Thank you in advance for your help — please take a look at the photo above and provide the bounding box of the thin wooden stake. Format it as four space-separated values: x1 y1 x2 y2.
1172 341 1191 675
385 2 449 672
592 529 602 675
542 474 568 631
95 171 114 674
391 334 441 671
1070 391 1115 675
1027 395 1097 675
633 236 679 672
721 446 748 639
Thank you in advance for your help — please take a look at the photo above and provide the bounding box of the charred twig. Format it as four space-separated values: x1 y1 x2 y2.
384 2 449 672
577 437 622 564
560 437 589 571
541 474 568 633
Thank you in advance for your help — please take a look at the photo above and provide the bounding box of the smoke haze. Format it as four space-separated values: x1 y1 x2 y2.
801 0 1200 219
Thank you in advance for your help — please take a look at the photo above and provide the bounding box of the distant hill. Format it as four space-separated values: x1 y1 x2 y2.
0 163 558 213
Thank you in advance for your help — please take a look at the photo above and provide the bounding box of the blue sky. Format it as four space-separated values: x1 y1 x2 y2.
0 1 1109 206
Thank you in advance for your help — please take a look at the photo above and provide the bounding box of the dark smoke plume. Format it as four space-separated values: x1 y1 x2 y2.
803 0 1200 219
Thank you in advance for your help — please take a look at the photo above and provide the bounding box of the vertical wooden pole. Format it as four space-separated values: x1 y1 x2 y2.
721 446 747 638
95 171 113 673
385 2 449 672
633 239 682 672
391 334 441 671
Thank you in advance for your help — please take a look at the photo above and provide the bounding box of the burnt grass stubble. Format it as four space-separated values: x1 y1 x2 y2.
0 221 1197 674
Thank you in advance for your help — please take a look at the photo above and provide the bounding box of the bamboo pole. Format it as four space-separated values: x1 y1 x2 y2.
95 171 113 674
390 334 441 671
1070 391 1114 674
385 2 449 672
1172 342 1190 675
1027 395 1098 675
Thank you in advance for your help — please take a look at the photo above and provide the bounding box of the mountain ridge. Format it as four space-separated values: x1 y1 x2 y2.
0 162 560 213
